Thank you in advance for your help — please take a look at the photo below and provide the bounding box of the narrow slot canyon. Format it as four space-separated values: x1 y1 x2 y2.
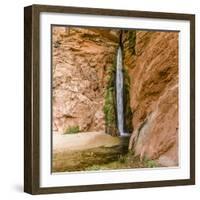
52 27 178 172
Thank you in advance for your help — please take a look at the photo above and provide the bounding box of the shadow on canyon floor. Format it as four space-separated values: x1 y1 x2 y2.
52 132 159 172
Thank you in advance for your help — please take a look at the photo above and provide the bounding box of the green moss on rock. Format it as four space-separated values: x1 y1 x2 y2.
128 31 136 55
104 44 133 136
64 126 80 134
103 62 118 136
123 68 133 133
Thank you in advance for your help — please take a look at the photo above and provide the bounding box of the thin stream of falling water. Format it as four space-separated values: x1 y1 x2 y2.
116 47 126 136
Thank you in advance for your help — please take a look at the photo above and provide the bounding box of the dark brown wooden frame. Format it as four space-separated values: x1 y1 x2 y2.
24 4 195 194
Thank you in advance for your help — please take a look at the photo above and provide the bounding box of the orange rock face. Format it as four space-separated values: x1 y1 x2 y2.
52 27 119 133
126 31 179 166
52 27 179 167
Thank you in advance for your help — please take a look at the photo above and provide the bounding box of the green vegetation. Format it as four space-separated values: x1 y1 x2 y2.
123 68 133 133
53 136 159 172
64 126 80 134
128 31 136 55
104 87 116 125
118 154 126 163
84 152 159 171
143 157 158 168
85 165 106 171
103 47 133 135
103 62 118 136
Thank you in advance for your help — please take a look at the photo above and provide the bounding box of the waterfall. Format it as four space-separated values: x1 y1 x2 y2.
116 47 126 136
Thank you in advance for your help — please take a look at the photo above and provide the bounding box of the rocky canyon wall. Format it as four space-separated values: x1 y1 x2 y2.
123 31 179 166
52 26 179 167
52 27 119 133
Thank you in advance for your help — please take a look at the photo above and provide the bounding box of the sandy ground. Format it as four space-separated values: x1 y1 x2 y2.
52 132 154 172
53 131 120 153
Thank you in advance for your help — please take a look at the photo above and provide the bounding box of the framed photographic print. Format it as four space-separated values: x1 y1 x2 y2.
24 4 195 194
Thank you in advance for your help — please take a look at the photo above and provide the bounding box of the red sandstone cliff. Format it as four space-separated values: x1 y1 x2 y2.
52 27 179 167
52 27 119 133
124 31 179 166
